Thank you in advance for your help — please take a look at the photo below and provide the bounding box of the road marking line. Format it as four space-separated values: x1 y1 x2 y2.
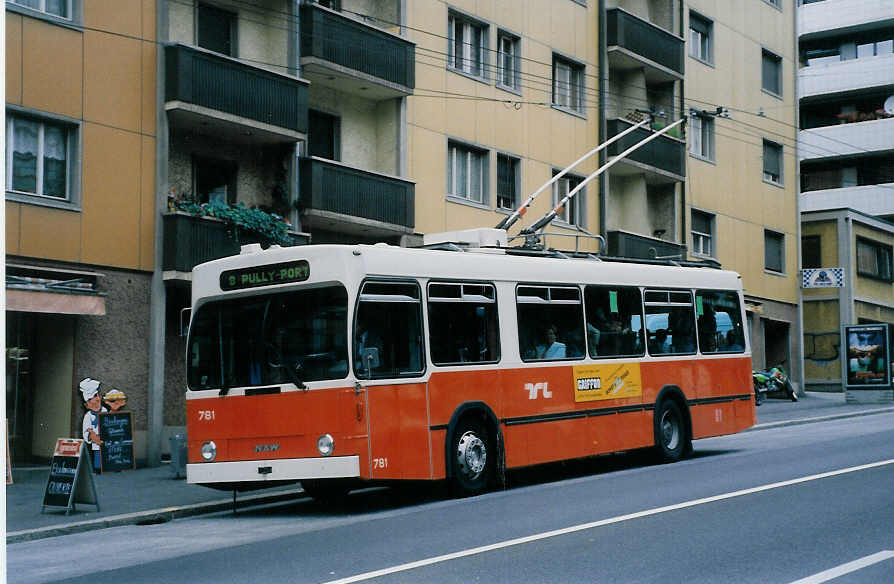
788 550 894 584
321 458 894 584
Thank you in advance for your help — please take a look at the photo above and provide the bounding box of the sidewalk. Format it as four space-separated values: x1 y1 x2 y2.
7 392 894 543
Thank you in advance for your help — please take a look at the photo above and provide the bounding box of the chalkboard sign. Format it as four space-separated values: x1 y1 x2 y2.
42 439 99 515
99 412 135 472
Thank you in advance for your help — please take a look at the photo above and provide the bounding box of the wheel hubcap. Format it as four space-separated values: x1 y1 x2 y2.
661 411 680 450
456 431 486 479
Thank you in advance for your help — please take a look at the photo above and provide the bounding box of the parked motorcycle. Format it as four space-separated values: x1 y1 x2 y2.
752 365 798 406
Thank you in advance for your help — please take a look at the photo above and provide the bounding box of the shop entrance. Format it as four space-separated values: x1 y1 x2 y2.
5 312 76 463
763 318 791 372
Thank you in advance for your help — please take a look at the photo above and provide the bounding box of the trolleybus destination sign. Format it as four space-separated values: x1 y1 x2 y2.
220 260 309 291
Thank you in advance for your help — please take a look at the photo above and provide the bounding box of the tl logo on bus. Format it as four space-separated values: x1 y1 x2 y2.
525 382 552 400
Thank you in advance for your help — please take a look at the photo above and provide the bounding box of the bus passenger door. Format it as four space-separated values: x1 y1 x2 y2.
363 381 432 480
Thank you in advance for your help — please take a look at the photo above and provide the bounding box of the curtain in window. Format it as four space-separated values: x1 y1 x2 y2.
46 0 68 17
554 61 571 107
689 115 703 155
763 141 781 176
15 0 41 9
43 125 67 198
762 53 780 94
857 242 877 275
12 119 39 194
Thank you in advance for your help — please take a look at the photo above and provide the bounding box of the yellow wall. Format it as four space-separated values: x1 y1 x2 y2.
803 299 841 383
685 0 798 305
802 220 839 300
407 0 601 251
5 4 157 271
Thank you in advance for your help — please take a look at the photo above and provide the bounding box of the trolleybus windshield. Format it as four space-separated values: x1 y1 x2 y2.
187 285 349 390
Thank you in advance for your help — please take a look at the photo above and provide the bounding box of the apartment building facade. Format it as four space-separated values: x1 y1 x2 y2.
6 0 158 462
797 0 894 400
603 0 802 384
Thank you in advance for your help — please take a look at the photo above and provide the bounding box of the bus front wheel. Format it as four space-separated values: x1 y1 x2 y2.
449 417 493 497
654 400 689 462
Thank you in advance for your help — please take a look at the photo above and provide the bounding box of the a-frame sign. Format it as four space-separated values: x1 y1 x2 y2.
41 438 100 515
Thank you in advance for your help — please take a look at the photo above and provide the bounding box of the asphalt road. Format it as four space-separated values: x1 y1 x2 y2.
8 412 894 584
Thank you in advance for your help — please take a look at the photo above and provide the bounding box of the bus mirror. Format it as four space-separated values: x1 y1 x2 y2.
180 308 191 338
362 347 380 372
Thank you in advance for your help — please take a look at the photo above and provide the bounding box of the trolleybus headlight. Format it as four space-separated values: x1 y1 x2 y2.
317 434 334 456
200 441 217 462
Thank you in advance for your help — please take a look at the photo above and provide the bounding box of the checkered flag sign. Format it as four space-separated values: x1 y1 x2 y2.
801 267 844 288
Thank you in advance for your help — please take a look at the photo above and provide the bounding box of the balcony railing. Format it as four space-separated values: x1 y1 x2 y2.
299 157 414 229
300 4 414 90
606 8 684 77
606 230 687 261
162 213 308 274
606 118 686 179
165 43 308 134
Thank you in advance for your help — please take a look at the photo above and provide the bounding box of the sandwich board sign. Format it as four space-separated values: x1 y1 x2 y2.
42 438 100 515
98 412 135 472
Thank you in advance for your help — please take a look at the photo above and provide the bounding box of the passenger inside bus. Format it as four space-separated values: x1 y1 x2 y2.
535 324 566 359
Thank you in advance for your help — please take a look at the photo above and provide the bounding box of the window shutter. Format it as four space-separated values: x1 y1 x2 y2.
690 14 709 36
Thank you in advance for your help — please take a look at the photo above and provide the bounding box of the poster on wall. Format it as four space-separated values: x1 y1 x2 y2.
844 324 890 388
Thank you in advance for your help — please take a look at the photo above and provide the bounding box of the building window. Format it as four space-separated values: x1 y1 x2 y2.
497 31 521 91
198 3 237 57
193 156 237 205
761 49 782 96
497 153 520 210
762 140 783 185
448 11 488 79
448 141 488 204
763 0 781 8
857 238 893 281
689 112 715 161
8 0 71 19
691 210 714 257
6 114 73 202
764 230 785 273
308 110 340 161
802 235 822 269
552 171 585 227
857 38 894 58
689 12 713 64
552 55 585 114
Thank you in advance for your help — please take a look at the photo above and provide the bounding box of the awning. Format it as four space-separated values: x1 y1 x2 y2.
6 289 106 315
6 263 107 316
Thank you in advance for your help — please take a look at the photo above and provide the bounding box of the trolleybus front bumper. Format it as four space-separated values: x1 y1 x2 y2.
187 455 360 485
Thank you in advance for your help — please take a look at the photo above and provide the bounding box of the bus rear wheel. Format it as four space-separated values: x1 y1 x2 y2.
450 418 493 497
654 400 689 463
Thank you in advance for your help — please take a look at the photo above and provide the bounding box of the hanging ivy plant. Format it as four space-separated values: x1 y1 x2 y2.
169 197 294 247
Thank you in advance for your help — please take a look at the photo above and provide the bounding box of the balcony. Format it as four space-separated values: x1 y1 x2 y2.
300 3 415 100
800 0 894 40
164 43 308 144
299 157 415 236
800 55 894 100
799 117 894 162
606 230 687 261
606 8 684 82
801 184 894 217
605 118 685 182
162 213 309 276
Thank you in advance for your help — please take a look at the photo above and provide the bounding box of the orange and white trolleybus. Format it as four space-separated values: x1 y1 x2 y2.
185 229 755 498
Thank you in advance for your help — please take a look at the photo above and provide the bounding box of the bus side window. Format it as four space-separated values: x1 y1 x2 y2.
584 286 644 358
645 290 697 355
696 289 746 353
516 285 586 361
428 283 500 366
355 281 425 378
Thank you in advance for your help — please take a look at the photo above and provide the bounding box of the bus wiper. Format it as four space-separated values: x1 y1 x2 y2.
266 343 307 390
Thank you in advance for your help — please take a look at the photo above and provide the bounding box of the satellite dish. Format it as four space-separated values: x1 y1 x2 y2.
884 95 894 115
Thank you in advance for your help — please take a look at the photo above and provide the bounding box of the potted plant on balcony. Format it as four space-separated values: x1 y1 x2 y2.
168 192 295 247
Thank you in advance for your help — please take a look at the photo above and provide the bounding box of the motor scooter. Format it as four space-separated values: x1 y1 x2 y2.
752 365 797 406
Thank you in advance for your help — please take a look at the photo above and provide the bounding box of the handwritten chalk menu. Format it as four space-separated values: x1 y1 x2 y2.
99 412 135 472
42 438 100 515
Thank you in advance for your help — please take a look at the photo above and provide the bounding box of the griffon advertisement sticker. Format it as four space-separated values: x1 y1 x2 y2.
573 363 642 402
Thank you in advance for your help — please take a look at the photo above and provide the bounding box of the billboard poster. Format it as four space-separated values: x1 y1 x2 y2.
844 324 890 388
